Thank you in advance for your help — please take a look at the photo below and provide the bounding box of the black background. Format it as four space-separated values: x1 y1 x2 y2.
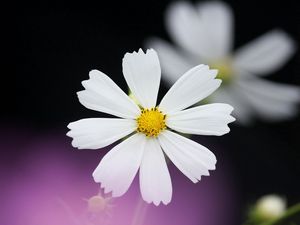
3 0 300 224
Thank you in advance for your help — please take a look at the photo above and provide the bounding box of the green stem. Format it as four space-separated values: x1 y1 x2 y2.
131 197 148 225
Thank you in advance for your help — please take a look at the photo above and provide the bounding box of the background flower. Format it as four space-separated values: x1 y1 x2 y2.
147 1 299 124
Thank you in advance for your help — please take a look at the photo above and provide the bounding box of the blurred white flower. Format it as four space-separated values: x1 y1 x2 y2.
148 1 299 124
254 195 286 221
67 49 235 205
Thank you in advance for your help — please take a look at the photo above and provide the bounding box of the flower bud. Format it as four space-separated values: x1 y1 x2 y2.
254 195 286 222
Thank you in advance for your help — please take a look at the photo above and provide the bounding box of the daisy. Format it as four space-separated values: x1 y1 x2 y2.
67 49 235 205
148 1 299 124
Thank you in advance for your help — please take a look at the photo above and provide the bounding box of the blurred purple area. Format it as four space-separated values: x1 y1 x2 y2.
0 127 237 225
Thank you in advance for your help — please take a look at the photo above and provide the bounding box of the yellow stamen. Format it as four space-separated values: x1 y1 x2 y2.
136 107 166 137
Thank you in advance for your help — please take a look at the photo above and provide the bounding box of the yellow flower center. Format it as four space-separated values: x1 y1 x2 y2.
136 107 166 137
210 59 234 85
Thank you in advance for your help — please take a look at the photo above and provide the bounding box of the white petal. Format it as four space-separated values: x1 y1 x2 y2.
146 38 195 85
196 1 233 58
67 118 136 149
236 77 300 121
139 138 172 206
78 70 140 119
122 49 161 108
210 86 255 125
159 65 221 114
93 133 146 197
158 130 216 183
166 1 233 60
233 30 296 75
167 103 235 136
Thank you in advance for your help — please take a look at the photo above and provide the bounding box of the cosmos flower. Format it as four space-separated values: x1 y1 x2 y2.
67 49 235 205
148 1 299 124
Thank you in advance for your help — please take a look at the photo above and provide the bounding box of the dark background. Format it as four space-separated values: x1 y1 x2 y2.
3 0 300 224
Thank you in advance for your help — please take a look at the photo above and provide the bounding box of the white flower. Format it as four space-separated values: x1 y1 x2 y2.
148 1 299 124
67 49 235 206
255 195 286 220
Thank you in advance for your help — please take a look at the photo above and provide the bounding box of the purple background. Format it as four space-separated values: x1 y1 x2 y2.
1 128 237 225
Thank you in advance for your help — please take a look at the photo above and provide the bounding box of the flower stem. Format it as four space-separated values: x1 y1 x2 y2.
131 197 149 225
